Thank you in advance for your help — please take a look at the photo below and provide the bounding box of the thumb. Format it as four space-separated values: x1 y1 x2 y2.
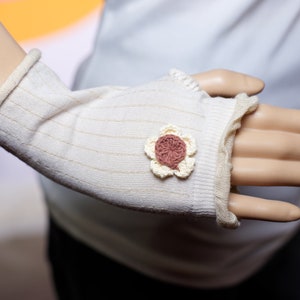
192 69 265 97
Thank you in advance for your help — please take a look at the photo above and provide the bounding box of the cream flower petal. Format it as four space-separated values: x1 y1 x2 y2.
174 157 195 178
160 124 181 136
144 136 157 159
182 135 197 156
150 160 174 178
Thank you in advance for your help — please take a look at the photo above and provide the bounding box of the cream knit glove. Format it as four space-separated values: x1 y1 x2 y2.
0 49 258 228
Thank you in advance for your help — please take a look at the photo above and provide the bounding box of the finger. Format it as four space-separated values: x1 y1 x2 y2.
233 128 300 160
192 69 265 97
241 103 300 133
231 157 300 186
228 192 300 222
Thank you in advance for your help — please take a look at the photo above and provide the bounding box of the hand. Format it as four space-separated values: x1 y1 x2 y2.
193 69 300 223
1 18 299 224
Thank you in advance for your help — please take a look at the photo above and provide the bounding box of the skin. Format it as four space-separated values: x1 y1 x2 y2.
1 22 300 222
0 24 25 85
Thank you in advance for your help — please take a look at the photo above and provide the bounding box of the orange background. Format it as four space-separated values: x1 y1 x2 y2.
0 0 103 41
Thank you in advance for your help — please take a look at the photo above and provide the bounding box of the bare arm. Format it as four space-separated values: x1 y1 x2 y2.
0 23 26 85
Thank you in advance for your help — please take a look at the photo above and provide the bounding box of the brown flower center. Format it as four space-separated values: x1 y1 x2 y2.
155 134 186 170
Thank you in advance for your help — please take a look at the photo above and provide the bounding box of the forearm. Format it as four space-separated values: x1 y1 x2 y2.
0 23 26 86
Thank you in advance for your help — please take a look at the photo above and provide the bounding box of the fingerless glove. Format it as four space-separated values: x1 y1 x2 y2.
0 49 258 228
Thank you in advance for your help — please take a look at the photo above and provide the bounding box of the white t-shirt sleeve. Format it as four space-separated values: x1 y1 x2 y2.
0 49 258 228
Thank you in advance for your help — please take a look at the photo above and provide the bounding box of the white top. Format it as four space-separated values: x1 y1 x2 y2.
40 0 300 288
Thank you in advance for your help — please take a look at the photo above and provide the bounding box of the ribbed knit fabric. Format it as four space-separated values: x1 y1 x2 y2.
0 49 258 228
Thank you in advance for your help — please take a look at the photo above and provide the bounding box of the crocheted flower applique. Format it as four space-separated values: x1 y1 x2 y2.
144 124 197 179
